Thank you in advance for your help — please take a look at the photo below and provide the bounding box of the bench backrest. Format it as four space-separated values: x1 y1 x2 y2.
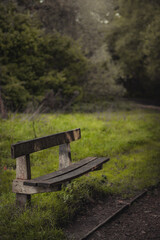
11 128 81 159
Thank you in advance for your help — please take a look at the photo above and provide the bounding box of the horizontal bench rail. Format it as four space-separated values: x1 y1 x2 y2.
11 128 81 158
24 157 110 188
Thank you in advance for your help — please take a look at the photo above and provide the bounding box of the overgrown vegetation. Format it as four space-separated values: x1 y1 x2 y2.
106 0 160 99
0 105 160 239
1 0 160 113
0 0 126 114
0 2 88 111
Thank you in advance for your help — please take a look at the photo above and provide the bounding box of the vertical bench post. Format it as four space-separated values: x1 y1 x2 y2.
59 143 72 169
16 154 31 208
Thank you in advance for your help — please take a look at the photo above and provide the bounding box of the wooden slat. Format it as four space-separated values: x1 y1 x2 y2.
28 157 110 188
24 157 97 186
11 128 81 158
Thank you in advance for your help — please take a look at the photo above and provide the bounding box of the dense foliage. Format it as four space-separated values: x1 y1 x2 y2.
0 2 87 111
106 0 160 99
19 0 124 102
1 0 159 112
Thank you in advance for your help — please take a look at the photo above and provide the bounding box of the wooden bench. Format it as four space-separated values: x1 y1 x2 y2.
11 128 109 208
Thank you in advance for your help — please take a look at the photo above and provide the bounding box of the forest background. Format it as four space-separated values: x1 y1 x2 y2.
1 0 160 114
1 1 160 239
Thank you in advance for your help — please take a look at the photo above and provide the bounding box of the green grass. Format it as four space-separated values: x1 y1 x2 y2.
0 106 160 239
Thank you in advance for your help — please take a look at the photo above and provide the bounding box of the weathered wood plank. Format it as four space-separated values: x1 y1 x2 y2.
59 143 71 169
16 155 31 180
36 157 110 188
13 180 60 194
24 157 97 186
15 154 31 207
11 128 81 158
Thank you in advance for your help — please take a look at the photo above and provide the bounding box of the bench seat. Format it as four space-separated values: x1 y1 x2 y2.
24 157 109 188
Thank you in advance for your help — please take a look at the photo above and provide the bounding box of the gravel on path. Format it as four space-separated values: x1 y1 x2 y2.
65 184 160 240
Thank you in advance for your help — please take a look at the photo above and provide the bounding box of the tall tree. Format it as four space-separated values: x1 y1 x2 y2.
0 2 87 111
26 0 115 57
106 0 160 99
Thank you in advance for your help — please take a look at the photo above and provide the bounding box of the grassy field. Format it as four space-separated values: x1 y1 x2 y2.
0 104 160 239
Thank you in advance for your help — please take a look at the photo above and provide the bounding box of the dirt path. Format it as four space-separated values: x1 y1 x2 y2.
134 103 160 111
65 185 160 240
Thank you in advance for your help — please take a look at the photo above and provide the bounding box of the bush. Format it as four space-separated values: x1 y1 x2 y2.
0 2 87 111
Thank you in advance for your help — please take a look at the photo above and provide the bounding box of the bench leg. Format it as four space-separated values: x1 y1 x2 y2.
16 193 31 208
15 155 31 208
